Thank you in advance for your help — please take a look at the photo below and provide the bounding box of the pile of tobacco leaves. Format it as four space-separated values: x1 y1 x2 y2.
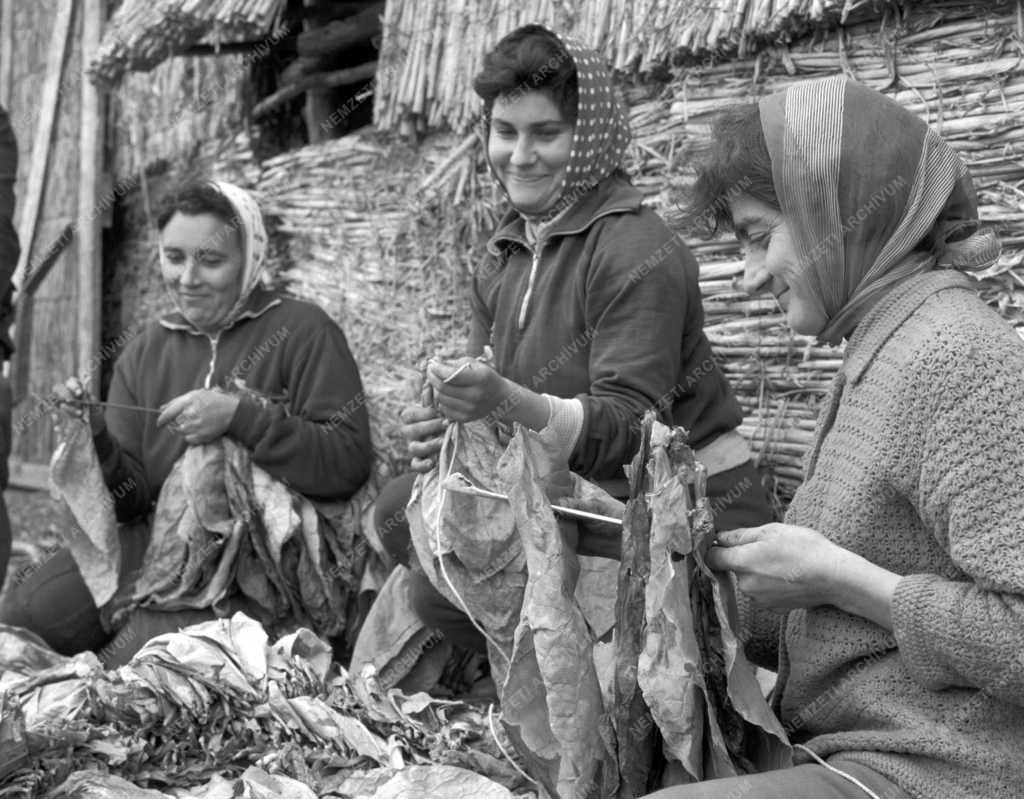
0 614 533 798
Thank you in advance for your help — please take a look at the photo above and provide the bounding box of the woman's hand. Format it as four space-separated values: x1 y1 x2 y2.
425 359 511 423
157 389 240 446
399 404 446 473
52 377 105 435
706 523 899 629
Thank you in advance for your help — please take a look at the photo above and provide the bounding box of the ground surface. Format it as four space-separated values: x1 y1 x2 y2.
1 486 65 600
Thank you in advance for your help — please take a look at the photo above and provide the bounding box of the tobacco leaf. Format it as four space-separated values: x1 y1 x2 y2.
48 418 121 607
612 419 657 797
48 771 174 798
340 764 516 799
636 420 791 785
406 421 526 653
497 428 618 799
349 566 453 693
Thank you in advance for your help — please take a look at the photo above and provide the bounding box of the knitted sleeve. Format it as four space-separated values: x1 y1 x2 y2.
891 326 1024 705
735 585 782 670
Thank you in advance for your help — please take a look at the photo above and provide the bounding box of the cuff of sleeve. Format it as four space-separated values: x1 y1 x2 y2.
227 396 273 450
538 395 584 459
892 573 958 690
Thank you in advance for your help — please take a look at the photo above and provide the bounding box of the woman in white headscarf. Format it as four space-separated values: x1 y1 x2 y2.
0 180 372 660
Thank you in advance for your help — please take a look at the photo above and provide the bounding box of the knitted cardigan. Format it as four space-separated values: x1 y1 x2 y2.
752 271 1024 799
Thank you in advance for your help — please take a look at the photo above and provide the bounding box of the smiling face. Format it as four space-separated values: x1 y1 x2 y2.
159 212 245 333
729 193 829 336
488 89 575 216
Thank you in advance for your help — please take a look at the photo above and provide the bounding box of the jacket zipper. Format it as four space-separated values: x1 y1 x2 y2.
517 240 545 330
503 205 637 331
203 334 220 389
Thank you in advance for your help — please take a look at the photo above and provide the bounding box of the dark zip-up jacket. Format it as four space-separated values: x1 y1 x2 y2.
95 288 372 521
470 174 742 485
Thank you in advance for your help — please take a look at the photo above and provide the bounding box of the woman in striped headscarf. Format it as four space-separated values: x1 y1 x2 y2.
648 76 1022 798
373 25 770 670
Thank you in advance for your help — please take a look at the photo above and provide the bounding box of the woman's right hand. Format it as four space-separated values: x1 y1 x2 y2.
399 404 446 473
52 376 105 436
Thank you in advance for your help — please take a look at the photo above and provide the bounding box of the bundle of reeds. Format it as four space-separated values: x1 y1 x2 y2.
373 0 573 135
89 0 287 85
373 0 927 133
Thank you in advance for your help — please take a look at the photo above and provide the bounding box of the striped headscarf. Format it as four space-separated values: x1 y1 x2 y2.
759 76 1000 345
482 26 630 225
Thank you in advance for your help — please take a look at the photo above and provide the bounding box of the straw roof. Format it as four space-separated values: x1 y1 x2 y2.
374 0 907 133
88 0 287 85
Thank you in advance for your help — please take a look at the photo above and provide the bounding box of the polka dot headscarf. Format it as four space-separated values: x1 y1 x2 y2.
483 26 631 222
557 33 630 206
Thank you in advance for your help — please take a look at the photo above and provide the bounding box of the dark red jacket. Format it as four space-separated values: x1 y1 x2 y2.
96 288 372 521
470 174 742 486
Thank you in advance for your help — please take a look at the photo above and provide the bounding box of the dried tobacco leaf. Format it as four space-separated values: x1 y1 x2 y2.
48 418 121 607
407 421 527 653
637 420 791 785
498 428 618 799
612 415 658 797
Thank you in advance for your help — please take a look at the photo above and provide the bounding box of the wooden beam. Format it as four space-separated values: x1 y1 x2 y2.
252 59 376 117
180 36 297 58
0 0 12 108
78 0 103 398
11 1 74 290
297 0 384 58
10 223 76 404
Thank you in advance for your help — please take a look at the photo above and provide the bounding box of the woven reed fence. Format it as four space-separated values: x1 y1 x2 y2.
189 0 1024 500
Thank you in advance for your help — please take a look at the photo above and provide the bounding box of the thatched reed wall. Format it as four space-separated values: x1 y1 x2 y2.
103 53 256 353
373 0 907 133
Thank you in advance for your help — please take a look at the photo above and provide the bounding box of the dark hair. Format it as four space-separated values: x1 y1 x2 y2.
688 103 778 235
473 25 578 123
156 181 237 230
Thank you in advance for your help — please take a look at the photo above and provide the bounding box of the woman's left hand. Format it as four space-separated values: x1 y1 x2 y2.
705 523 851 612
156 389 241 445
425 359 511 423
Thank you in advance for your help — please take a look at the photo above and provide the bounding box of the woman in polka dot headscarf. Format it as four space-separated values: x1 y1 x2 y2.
376 24 770 664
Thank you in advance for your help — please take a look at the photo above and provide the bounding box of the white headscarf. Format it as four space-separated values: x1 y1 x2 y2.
161 179 271 333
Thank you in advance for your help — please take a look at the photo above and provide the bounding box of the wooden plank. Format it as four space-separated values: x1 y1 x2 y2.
11 1 74 290
253 60 377 117
0 0 12 108
7 456 49 491
78 0 103 398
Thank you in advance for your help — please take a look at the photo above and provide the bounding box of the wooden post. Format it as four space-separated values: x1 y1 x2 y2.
0 0 12 108
11 1 74 290
78 0 103 393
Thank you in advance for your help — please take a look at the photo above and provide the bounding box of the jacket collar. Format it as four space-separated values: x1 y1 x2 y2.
486 173 643 255
160 286 281 336
843 270 973 384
